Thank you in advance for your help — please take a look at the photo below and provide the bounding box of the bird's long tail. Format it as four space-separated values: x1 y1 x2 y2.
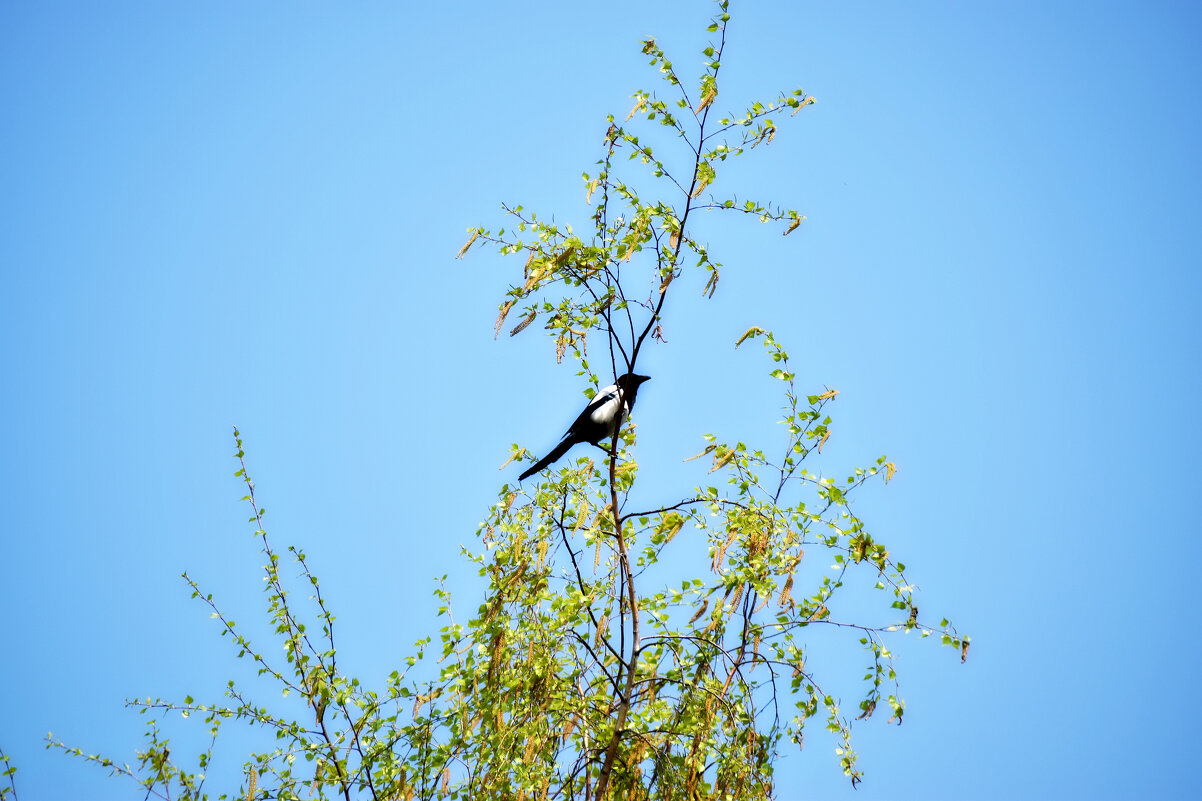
519 438 576 481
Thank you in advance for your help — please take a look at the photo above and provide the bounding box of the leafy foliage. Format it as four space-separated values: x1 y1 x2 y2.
46 2 966 798
0 749 17 801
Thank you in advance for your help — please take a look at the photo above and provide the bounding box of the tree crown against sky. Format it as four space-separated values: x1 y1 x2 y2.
3 1 1200 799
30 5 969 799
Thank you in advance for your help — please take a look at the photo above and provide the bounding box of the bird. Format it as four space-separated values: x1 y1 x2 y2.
519 373 651 481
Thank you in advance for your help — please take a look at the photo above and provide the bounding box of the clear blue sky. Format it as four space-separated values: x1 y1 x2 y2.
2 2 1199 799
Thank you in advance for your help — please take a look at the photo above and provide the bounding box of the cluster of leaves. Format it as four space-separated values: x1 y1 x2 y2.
48 430 430 800
0 749 16 801
441 2 967 796
460 2 812 379
41 2 966 799
418 331 965 798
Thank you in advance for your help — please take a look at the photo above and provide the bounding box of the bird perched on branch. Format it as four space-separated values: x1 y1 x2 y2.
519 373 651 481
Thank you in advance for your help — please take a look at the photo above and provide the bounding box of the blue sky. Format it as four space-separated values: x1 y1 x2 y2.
2 2 1200 799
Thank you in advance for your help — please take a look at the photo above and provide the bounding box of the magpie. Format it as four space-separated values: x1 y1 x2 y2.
519 373 651 481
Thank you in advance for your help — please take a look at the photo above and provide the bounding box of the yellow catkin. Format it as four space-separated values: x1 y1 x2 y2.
494 300 516 338
729 583 745 614
708 446 737 474
553 246 576 267
659 270 674 293
778 574 794 607
712 528 739 573
456 230 478 259
510 310 537 337
748 527 768 560
523 265 546 293
625 95 646 121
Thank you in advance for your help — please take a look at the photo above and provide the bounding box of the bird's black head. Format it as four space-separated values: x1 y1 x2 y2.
616 373 650 404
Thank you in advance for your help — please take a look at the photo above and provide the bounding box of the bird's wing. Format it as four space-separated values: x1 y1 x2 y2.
584 383 622 424
564 382 621 437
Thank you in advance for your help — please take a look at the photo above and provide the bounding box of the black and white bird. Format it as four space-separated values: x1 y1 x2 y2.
519 373 651 481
